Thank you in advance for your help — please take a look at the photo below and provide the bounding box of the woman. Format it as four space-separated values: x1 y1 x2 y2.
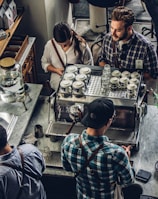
41 22 93 91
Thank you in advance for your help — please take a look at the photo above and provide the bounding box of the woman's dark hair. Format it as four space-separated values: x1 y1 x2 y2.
111 6 135 28
53 22 71 43
53 22 84 61
0 125 7 150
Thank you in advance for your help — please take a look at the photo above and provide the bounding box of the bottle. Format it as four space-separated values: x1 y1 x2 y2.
103 64 111 73
101 64 111 93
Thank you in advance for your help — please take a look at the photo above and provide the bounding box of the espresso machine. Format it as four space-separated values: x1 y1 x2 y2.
47 64 148 151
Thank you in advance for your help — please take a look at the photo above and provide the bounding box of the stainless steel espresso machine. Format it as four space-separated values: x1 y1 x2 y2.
47 64 148 151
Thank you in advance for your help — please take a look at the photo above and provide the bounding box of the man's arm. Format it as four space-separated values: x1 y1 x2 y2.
114 148 135 187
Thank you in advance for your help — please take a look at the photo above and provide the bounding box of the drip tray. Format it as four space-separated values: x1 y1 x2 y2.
0 112 18 140
46 121 138 147
45 121 85 136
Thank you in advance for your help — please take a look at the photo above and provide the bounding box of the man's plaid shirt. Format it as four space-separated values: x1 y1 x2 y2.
98 30 158 78
61 130 134 199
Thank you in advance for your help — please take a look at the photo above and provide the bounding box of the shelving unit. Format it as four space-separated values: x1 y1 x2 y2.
0 9 24 57
0 0 3 6
0 4 37 83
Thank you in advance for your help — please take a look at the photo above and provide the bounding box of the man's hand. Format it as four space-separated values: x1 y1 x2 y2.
99 61 106 67
122 145 132 158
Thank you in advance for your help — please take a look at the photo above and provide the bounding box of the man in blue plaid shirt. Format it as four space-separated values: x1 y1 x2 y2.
61 98 142 199
98 6 158 80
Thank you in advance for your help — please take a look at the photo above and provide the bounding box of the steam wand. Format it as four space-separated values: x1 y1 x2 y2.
66 108 82 135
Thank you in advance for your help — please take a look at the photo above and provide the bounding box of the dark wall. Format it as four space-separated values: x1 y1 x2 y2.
42 175 77 199
73 0 89 18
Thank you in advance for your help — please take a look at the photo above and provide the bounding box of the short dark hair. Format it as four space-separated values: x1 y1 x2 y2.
0 125 7 150
53 22 72 43
111 6 135 28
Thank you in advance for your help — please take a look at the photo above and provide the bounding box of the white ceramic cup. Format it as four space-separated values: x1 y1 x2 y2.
66 65 78 74
60 80 72 93
119 77 129 89
131 71 140 79
110 77 119 90
63 72 76 81
72 81 85 95
129 78 139 86
121 70 131 78
111 70 121 78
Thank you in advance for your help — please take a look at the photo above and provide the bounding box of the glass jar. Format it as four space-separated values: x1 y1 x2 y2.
101 64 111 93
0 57 20 87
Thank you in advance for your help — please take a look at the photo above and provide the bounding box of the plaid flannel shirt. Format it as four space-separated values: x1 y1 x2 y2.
98 30 158 78
61 130 134 199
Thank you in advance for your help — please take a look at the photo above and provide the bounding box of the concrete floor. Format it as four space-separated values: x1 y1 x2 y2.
23 1 158 198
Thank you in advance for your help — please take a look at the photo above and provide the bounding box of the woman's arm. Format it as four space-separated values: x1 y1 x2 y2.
47 65 64 76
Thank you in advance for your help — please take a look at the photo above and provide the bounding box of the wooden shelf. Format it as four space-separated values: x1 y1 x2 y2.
0 9 24 57
0 0 3 6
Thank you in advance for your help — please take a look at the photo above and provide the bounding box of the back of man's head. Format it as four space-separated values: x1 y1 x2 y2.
0 125 7 151
81 98 114 129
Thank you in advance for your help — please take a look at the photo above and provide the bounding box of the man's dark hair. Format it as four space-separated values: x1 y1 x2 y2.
0 125 7 150
111 6 135 28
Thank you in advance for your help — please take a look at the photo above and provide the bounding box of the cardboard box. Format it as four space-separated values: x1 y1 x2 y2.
9 0 17 20
2 0 9 10
0 6 5 29
4 7 14 29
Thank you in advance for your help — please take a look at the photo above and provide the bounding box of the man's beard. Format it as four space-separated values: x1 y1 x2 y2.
112 30 128 41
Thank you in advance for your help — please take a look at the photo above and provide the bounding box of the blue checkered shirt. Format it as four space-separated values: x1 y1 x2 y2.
61 130 134 199
98 30 158 78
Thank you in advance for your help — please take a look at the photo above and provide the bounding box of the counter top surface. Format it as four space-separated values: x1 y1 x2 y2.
0 83 42 146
